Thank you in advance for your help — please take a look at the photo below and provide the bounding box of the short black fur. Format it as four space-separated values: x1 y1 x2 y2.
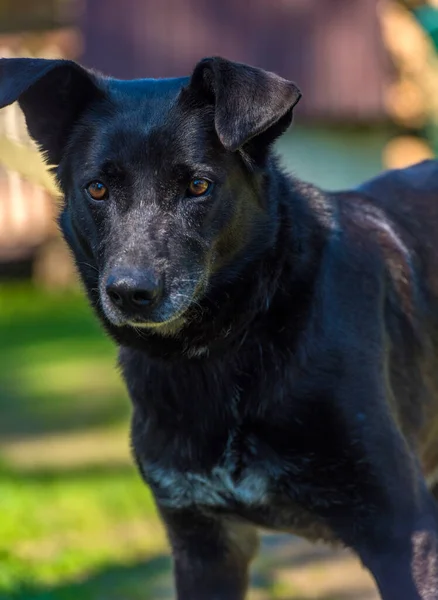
2 56 438 599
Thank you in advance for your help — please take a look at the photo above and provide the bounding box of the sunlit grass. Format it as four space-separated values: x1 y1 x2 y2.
0 465 164 591
0 283 167 599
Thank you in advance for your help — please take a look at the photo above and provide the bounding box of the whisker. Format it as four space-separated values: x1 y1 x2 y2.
78 261 99 273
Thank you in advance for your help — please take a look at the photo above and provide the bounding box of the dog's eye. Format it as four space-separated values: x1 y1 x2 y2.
86 181 109 201
187 178 212 198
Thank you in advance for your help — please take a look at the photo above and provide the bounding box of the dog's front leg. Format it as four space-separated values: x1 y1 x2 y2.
159 507 259 600
358 512 438 600
344 464 438 600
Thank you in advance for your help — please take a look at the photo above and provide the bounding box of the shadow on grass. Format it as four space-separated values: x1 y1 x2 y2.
0 379 130 440
0 461 136 483
3 555 173 600
0 284 104 352
0 284 130 439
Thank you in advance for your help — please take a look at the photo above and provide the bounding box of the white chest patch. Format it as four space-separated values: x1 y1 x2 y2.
184 345 210 359
144 461 270 509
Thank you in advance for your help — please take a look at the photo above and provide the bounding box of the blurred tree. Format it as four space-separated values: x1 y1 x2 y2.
412 2 438 152
379 0 438 166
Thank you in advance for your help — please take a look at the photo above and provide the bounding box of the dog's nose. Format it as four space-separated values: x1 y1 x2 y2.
105 269 162 312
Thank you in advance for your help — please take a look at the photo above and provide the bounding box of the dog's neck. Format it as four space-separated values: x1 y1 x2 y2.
94 163 331 361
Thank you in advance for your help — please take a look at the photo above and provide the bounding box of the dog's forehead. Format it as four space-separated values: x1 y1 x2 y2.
108 76 189 110
84 76 218 172
104 76 198 140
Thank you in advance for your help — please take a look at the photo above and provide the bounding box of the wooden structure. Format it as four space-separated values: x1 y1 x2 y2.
0 27 79 268
82 0 391 124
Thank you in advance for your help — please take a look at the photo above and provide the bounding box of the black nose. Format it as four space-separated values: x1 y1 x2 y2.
105 269 162 312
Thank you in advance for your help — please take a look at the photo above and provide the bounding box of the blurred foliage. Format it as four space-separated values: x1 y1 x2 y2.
0 137 57 193
414 3 438 50
413 2 438 152
380 1 438 164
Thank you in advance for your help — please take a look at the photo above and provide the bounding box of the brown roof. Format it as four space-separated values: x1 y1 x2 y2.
81 0 393 123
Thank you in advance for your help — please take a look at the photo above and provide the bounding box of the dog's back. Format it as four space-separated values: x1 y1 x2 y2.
357 159 438 250
339 160 438 481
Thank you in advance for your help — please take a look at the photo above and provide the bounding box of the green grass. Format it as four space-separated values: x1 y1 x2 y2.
0 284 129 438
0 283 169 599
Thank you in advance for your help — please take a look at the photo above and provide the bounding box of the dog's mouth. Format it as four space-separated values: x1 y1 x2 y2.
125 311 189 337
126 300 192 328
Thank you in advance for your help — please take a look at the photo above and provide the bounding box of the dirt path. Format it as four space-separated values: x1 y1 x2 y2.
252 534 379 599
149 534 379 599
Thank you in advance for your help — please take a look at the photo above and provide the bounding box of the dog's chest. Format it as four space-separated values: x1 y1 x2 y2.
138 409 362 539
143 437 271 510
140 430 342 542
128 348 367 539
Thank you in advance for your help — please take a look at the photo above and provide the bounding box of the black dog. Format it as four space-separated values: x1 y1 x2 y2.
2 56 438 600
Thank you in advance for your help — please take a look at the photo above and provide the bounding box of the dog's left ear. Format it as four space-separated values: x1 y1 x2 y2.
189 57 301 154
0 58 104 165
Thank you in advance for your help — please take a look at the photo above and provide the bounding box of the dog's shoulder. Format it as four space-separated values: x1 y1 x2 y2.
326 160 438 258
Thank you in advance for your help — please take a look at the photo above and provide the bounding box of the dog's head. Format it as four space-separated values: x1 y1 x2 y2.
0 57 300 335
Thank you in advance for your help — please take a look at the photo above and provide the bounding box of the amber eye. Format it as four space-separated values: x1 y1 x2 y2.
86 181 109 201
187 178 212 198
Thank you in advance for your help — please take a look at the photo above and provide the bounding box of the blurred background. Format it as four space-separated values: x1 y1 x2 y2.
0 0 437 598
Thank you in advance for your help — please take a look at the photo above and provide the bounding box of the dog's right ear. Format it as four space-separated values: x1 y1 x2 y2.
0 58 104 165
188 57 301 158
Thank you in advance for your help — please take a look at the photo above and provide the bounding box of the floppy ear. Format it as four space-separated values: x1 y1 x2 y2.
189 57 301 154
0 58 104 165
